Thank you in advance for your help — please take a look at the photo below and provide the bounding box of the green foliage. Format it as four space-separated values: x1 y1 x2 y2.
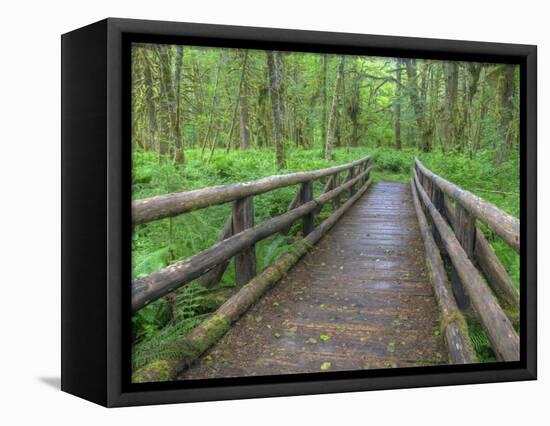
468 323 497 363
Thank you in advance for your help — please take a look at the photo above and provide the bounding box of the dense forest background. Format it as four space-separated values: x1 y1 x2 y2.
131 43 520 367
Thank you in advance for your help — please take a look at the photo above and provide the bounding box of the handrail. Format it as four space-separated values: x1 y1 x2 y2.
410 179 475 364
412 167 519 361
133 155 370 225
414 158 519 253
132 156 372 313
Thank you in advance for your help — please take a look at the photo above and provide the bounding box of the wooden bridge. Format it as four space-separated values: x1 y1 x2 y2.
131 156 520 383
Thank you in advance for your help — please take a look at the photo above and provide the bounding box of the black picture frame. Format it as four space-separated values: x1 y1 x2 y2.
61 17 537 407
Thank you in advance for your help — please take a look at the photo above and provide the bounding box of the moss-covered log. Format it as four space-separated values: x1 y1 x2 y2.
410 179 476 364
194 288 235 314
131 166 372 313
133 155 370 225
132 179 372 382
415 158 519 252
413 170 519 361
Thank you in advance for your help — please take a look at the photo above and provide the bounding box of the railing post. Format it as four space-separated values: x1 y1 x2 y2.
301 180 314 236
332 173 340 210
431 185 445 245
233 196 256 285
455 201 476 259
347 166 356 197
363 159 370 184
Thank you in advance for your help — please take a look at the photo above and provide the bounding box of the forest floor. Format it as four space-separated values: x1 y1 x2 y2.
131 146 519 366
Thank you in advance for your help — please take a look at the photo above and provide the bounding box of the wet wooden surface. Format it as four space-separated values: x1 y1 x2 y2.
181 182 447 379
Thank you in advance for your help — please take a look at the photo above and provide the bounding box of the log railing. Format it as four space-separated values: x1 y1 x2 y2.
412 158 520 362
132 155 372 314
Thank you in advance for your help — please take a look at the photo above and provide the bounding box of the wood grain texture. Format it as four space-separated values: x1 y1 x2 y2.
180 183 447 379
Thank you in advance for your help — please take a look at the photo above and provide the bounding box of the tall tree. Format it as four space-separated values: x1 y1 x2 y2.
156 45 179 157
140 48 158 155
239 51 251 150
224 50 249 153
321 54 328 156
495 64 516 161
347 59 362 148
394 59 402 150
200 52 223 158
406 58 432 152
267 51 286 168
443 61 459 151
325 56 345 160
173 46 184 163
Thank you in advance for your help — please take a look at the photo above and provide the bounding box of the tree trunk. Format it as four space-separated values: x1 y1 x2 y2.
157 46 179 158
173 46 185 163
239 72 251 149
496 64 516 161
201 52 223 158
321 54 328 156
224 50 249 153
267 51 286 169
394 59 402 150
444 61 459 151
405 59 431 152
141 49 158 154
325 56 344 160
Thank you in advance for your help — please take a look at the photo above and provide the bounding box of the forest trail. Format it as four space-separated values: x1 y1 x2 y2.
180 182 447 379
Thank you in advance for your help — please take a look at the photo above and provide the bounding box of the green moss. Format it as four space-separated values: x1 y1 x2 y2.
132 359 175 383
438 309 477 363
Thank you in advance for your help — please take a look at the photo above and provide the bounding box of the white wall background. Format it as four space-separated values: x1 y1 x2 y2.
0 0 546 423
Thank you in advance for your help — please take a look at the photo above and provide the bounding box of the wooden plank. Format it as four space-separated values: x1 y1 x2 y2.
410 179 475 364
133 155 370 225
413 169 519 361
415 158 519 252
131 166 372 312
233 196 256 286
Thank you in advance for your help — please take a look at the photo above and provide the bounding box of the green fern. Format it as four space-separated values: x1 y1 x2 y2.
468 323 497 363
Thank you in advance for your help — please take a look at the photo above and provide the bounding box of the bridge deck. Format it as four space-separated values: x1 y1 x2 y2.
181 182 447 379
